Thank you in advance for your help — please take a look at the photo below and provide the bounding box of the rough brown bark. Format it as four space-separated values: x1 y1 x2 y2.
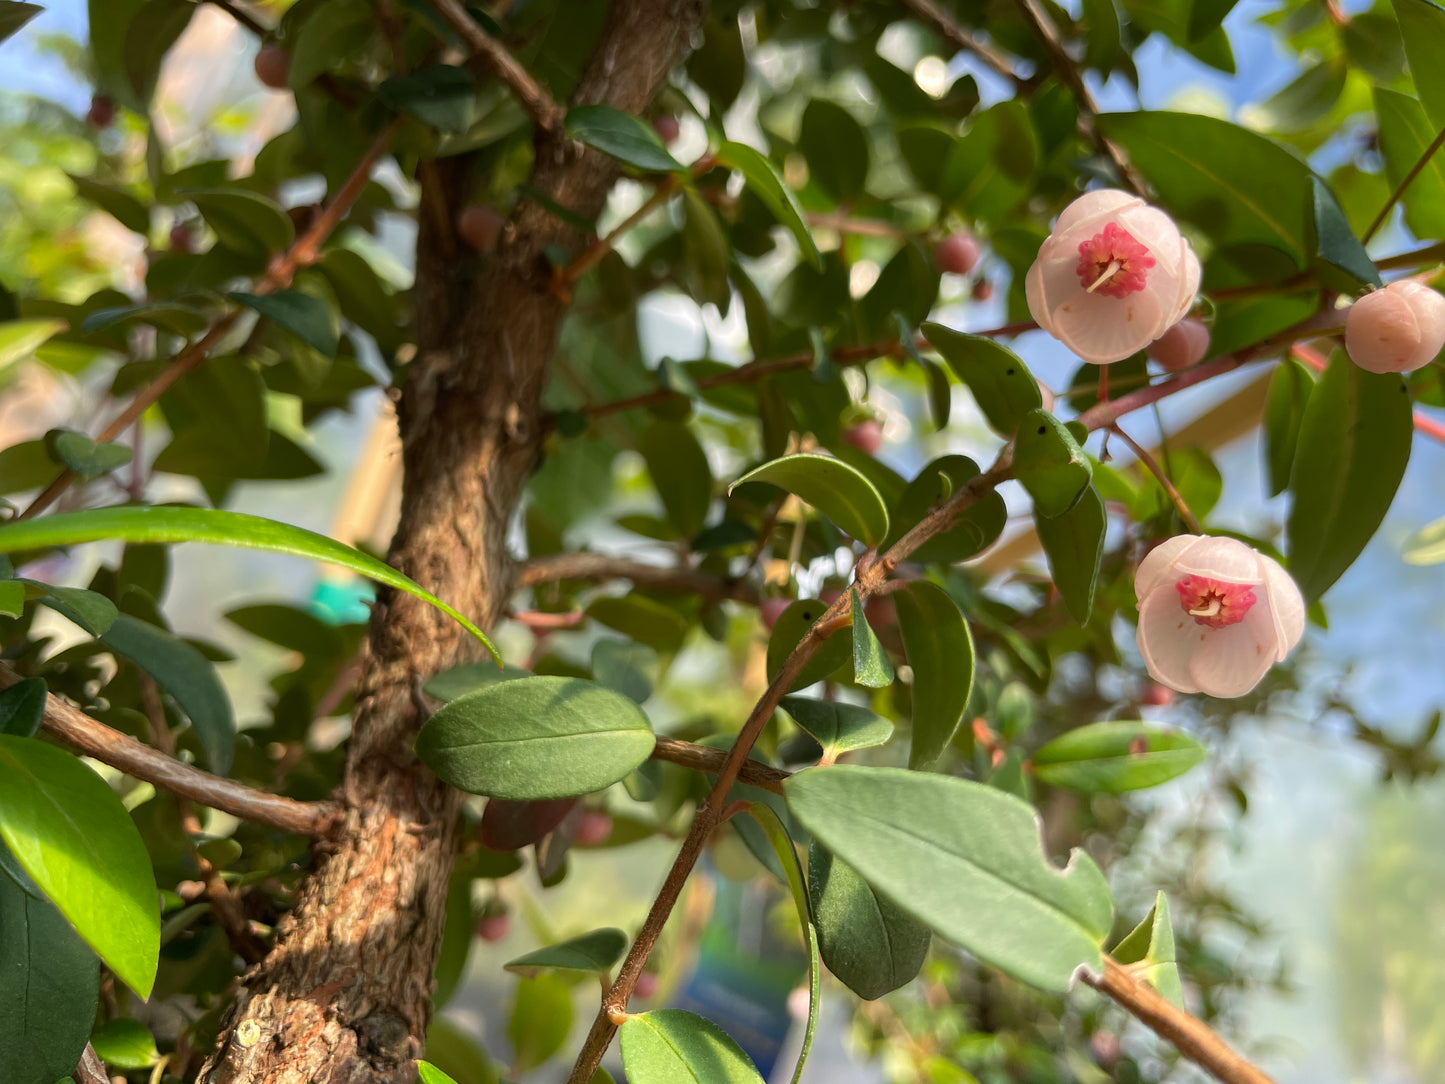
201 3 706 1081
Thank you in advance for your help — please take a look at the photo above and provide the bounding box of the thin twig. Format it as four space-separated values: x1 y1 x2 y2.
1111 425 1203 533
427 0 565 131
805 211 910 238
560 176 680 285
0 663 340 837
72 1044 109 1084
650 736 790 795
1363 122 1445 243
1083 957 1278 1084
897 0 1022 84
19 122 401 520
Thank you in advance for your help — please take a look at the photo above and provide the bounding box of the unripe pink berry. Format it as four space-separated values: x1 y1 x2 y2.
935 233 981 276
169 224 193 253
651 115 680 144
1090 1030 1121 1068
1148 318 1210 371
633 970 659 1000
458 204 505 252
476 912 510 942
575 810 613 846
254 45 291 90
87 94 115 129
1345 279 1445 374
1139 682 1175 707
842 418 883 455
759 597 791 630
971 278 993 301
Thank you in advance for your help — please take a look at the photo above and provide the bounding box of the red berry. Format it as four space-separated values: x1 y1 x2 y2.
254 45 291 90
633 971 659 1000
575 810 613 847
458 204 506 252
759 597 791 630
86 94 115 130
1147 318 1210 372
1139 682 1175 707
934 233 981 275
169 224 193 253
842 418 883 455
651 115 681 144
971 278 994 301
1090 1030 1121 1068
476 912 510 942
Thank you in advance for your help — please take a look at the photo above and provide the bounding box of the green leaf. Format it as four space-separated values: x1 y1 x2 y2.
924 322 1042 437
619 1009 766 1084
766 598 853 692
0 859 99 1084
182 188 295 258
418 1063 463 1084
90 1018 158 1069
859 244 938 342
228 290 340 356
505 928 627 977
0 2 42 45
780 695 893 760
0 318 68 372
122 0 193 107
1374 87 1445 240
1404 515 1445 565
1187 0 1239 39
715 141 822 270
0 506 500 662
1396 0 1445 127
639 421 712 537
785 765 1113 992
940 101 1038 220
1264 358 1313 497
1111 892 1183 1006
681 188 732 310
590 639 658 705
425 1017 502 1084
565 104 683 173
380 65 480 133
808 841 930 1000
66 174 150 234
44 428 133 479
414 676 655 799
851 587 894 689
896 581 974 770
507 975 573 1074
1014 410 1093 518
29 582 119 637
0 579 21 620
1083 0 1123 66
587 595 690 653
1098 111 1311 261
798 99 869 202
82 301 211 337
0 736 159 997
885 455 1007 563
0 678 46 738
1310 176 1381 291
1033 722 1206 793
423 662 531 701
1034 484 1106 625
100 614 236 776
1287 353 1413 604
732 453 889 546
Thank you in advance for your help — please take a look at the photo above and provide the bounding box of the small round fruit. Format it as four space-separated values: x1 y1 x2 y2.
633 971 659 1000
86 94 116 130
475 912 510 942
1139 682 1175 707
842 418 883 455
1345 279 1445 374
254 45 291 90
1147 318 1210 372
169 224 193 253
458 204 506 252
971 278 994 302
575 810 613 847
934 233 981 275
651 115 681 144
759 597 791 630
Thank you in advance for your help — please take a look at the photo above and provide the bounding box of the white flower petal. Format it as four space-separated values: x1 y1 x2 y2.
1172 239 1202 323
1056 189 1140 234
1170 534 1263 584
1136 586 1202 695
1259 553 1305 659
1135 534 1203 600
1050 287 1164 364
1116 206 1184 273
1188 607 1277 698
1025 257 1052 334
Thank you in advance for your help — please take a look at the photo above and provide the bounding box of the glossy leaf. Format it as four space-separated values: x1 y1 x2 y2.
1111 892 1183 1006
896 581 974 770
0 506 500 662
785 765 1113 991
924 322 1042 437
851 587 894 689
414 676 655 799
28 581 118 637
0 736 159 997
587 595 689 653
1287 353 1413 604
505 928 627 977
228 290 340 356
507 974 573 1074
423 663 530 702
1034 483 1106 625
808 841 930 1000
798 98 869 202
765 598 853 691
44 428 132 479
1309 176 1380 291
886 455 1007 563
715 140 822 270
0 2 42 45
380 65 479 133
1396 0 1445 127
182 188 294 257
639 420 712 537
100 614 236 776
418 1063 462 1084
566 104 683 173
619 1009 766 1084
732 453 889 546
1264 358 1313 497
0 678 45 738
67 174 150 234
779 695 893 760
1032 722 1205 793
89 1018 158 1069
1014 410 1093 518
1373 87 1445 240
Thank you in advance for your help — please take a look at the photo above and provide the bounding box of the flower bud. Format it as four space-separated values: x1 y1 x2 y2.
935 233 981 275
1148 318 1210 371
1344 279 1445 374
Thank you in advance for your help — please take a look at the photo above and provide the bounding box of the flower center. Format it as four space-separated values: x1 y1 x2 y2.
1175 575 1256 630
1076 222 1155 298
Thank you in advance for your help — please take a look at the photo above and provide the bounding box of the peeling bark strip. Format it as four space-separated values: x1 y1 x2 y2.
201 3 708 1081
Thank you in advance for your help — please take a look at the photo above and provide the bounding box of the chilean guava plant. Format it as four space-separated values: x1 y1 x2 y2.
0 0 1442 1082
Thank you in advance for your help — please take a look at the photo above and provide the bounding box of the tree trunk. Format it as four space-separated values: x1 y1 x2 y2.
202 4 706 1080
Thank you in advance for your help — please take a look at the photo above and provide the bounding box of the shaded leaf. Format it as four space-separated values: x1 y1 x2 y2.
1264 358 1313 497
732 453 889 546
229 290 340 356
507 975 573 1074
896 581 973 770
0 2 42 45
1309 176 1380 291
566 104 682 173
886 455 1007 563
850 586 894 689
780 695 893 759
1374 87 1445 240
505 928 627 977
44 428 132 479
183 188 295 258
66 174 150 234
1396 0 1445 127
766 598 853 692
715 141 822 270
924 322 1042 437
0 679 45 738
798 98 869 202
1034 484 1106 625
1014 410 1093 517
638 420 712 537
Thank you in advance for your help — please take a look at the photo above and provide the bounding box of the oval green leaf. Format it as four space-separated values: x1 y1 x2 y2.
1034 483 1106 625
779 695 893 760
1032 722 1206 793
798 98 869 203
565 104 683 173
505 927 628 977
89 1017 159 1069
1111 891 1183 1007
1264 358 1313 497
228 289 340 356
181 187 295 257
784 765 1113 992
414 676 655 799
715 140 822 270
885 455 1006 563
766 598 853 692
619 1009 766 1084
732 453 889 545
638 420 713 538
0 505 500 663
850 586 894 689
896 581 973 770
923 322 1042 437
507 974 573 1074
0 736 159 998
1014 410 1092 518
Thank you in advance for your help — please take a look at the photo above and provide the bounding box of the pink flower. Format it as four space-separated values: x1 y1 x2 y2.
1148 318 1211 372
1134 535 1304 698
1344 279 1445 374
1025 190 1201 365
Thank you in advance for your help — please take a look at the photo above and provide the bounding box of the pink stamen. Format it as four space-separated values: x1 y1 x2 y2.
1076 222 1155 298
1175 575 1256 630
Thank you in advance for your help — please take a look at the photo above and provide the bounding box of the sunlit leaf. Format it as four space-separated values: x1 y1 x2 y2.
1032 722 1205 793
